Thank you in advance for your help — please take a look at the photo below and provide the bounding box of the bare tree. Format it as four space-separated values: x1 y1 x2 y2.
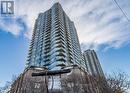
0 75 17 93
97 71 130 93
0 81 11 93
61 69 130 93
61 71 97 93
107 71 130 93
61 72 82 93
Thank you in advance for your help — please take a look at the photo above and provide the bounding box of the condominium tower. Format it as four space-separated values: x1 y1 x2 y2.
26 3 86 70
83 49 104 77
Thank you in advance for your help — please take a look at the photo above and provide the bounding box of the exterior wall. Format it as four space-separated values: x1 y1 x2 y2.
10 68 48 93
10 67 101 93
26 3 85 70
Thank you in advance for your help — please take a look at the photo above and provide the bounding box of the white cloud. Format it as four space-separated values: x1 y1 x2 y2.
63 0 130 50
0 18 23 36
0 0 130 51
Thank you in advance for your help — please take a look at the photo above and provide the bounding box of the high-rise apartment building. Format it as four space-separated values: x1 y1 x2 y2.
26 3 86 70
10 2 106 93
83 49 104 77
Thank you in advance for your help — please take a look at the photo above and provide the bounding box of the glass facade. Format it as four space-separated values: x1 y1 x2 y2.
83 49 104 77
26 3 86 70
